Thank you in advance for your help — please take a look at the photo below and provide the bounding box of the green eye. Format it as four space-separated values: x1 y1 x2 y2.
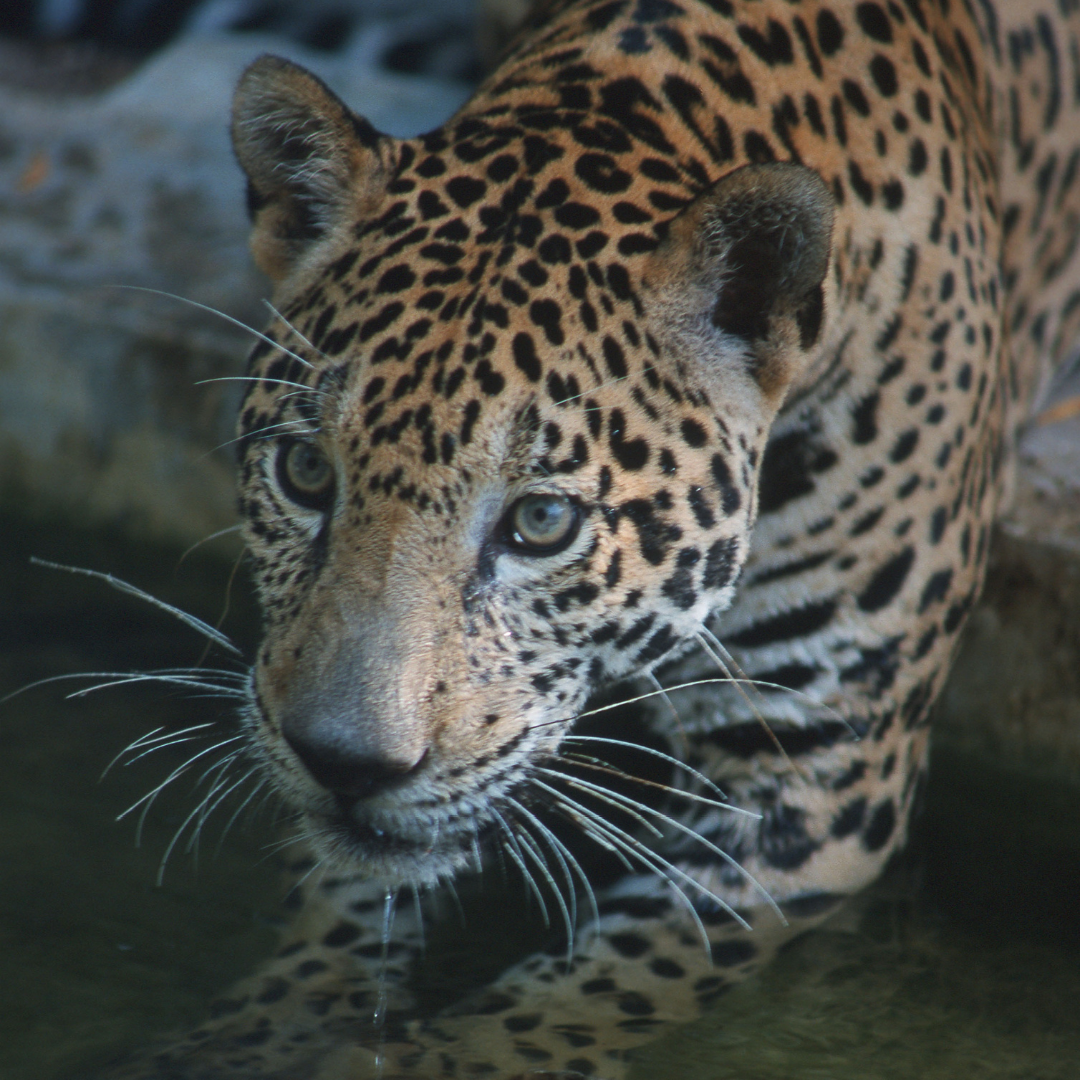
276 440 334 511
506 493 579 554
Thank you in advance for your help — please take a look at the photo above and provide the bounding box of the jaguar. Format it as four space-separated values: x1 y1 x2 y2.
114 0 1080 1076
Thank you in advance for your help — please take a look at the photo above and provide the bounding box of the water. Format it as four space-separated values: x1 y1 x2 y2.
2 514 1079 1079
633 748 1080 1079
373 888 398 1079
0 515 280 1080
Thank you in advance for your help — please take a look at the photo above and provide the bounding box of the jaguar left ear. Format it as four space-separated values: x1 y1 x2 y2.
232 55 394 282
648 163 834 401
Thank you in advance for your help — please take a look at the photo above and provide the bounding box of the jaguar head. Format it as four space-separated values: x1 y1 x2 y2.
230 56 834 884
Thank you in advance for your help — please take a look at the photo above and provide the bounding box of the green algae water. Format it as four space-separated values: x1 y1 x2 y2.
0 516 281 1080
632 751 1080 1080
2 515 1079 1080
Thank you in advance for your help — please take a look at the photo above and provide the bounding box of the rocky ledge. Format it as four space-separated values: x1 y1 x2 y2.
0 27 470 543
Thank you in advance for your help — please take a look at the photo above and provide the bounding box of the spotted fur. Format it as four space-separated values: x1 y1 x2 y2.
121 1 1080 1076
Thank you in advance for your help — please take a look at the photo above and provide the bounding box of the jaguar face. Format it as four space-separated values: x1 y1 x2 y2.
231 57 833 884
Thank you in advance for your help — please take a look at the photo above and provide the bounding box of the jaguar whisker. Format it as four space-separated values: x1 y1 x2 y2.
538 784 719 946
161 762 249 880
557 751 734 815
117 735 245 825
515 822 575 956
210 417 317 456
491 806 551 929
29 558 241 656
110 284 319 373
177 524 245 564
506 795 597 939
216 775 269 852
540 767 782 923
116 732 216 770
534 777 740 926
182 758 258 860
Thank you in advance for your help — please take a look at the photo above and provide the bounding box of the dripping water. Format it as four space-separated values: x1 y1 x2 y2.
373 887 398 1077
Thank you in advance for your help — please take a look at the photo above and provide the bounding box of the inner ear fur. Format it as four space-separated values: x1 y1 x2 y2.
649 163 835 399
232 55 393 281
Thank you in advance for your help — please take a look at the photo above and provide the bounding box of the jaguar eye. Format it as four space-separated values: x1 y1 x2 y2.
276 440 334 511
506 493 579 554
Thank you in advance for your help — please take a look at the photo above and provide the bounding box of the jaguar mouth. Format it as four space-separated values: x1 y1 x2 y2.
308 796 499 884
328 804 429 858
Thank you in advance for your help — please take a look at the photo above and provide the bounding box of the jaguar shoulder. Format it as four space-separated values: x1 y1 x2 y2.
122 1 1080 1076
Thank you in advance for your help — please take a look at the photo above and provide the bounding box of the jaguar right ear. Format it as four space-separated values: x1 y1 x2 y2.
232 55 394 282
648 163 834 403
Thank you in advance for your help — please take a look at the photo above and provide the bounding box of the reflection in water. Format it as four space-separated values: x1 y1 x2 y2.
1 516 1079 1079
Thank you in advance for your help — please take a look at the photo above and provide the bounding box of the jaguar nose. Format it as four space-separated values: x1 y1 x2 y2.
283 727 425 801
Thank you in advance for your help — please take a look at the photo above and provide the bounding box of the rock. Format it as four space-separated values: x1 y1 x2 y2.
0 31 469 544
1004 365 1080 554
935 379 1080 779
